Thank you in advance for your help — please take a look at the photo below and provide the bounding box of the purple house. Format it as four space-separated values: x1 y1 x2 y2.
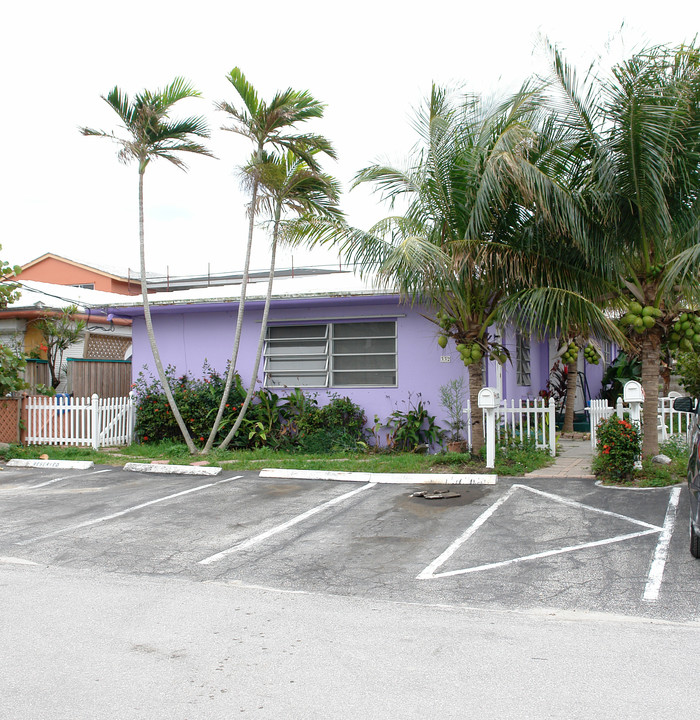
110 270 609 436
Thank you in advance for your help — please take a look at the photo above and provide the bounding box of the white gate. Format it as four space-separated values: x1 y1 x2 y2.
25 393 134 448
494 398 557 456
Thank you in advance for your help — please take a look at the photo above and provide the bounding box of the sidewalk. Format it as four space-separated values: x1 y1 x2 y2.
524 437 595 479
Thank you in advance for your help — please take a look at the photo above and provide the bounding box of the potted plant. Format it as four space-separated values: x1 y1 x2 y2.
439 378 468 452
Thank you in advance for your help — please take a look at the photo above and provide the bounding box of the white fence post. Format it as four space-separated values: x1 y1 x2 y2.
91 393 100 450
548 398 556 457
128 390 136 445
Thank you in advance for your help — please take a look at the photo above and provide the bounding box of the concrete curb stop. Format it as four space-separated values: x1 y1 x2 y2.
259 468 497 484
123 462 222 476
7 459 95 470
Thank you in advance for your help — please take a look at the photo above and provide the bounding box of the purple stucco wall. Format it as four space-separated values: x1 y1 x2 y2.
130 294 606 437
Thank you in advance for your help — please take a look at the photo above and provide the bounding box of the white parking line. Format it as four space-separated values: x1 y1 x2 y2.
16 475 243 545
643 486 681 602
21 468 113 490
418 484 664 580
199 482 377 566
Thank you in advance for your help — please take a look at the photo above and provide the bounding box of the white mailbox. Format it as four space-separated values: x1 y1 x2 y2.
623 380 644 404
478 387 500 409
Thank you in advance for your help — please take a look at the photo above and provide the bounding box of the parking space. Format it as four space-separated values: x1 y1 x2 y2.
1 464 699 621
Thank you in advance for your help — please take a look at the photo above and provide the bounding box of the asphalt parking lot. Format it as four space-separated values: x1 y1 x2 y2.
1 464 699 622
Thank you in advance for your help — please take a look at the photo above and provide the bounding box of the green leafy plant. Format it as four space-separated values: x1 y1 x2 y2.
592 415 642 483
675 352 700 398
387 395 444 451
0 342 28 395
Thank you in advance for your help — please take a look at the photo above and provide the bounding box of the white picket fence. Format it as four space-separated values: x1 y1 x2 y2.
589 395 694 449
25 393 135 448
466 398 556 456
494 398 557 456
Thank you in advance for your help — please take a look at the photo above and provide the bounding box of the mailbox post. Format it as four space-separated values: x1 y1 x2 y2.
478 387 500 469
623 380 644 469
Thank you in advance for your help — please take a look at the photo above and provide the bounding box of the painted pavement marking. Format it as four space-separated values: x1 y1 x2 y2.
642 486 681 602
418 484 664 580
0 556 39 566
21 468 113 490
199 482 377 566
16 475 243 545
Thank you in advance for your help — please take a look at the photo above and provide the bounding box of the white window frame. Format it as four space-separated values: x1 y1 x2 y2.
264 320 397 388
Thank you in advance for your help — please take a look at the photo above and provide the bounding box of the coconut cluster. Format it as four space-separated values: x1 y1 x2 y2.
435 310 505 366
668 312 700 353
619 302 662 334
583 343 600 364
560 341 578 365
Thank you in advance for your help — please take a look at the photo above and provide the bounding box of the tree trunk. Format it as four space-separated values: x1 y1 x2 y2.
640 328 662 459
138 171 197 454
203 173 260 453
468 361 484 455
219 211 280 450
561 361 578 433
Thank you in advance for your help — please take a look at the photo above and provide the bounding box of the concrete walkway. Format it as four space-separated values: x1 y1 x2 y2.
524 437 595 479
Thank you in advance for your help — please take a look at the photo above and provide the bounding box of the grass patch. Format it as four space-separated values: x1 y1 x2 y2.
597 438 688 488
0 440 554 476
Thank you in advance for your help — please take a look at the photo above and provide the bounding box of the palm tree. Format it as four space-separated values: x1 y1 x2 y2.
545 42 700 457
216 150 342 450
203 69 336 453
292 83 623 454
81 78 213 454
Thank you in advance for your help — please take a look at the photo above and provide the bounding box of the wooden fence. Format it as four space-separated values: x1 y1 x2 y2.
0 398 21 443
66 359 132 398
23 393 135 448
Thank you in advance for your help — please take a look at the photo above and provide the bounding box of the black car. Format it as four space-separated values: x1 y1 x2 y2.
674 396 700 557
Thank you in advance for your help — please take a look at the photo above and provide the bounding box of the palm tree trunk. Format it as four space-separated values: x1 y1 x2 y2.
203 174 260 453
641 328 662 458
219 209 280 450
468 362 484 454
138 170 197 454
562 361 578 433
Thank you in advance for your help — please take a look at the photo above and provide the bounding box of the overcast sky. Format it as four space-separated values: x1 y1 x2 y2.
2 1 697 279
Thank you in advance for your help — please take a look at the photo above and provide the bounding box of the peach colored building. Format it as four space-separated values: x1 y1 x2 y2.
18 254 141 295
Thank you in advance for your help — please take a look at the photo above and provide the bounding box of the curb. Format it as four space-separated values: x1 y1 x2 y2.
259 468 497 484
123 462 222 476
6 459 95 470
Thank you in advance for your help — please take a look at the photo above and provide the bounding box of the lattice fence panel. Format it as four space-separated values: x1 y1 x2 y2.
84 333 132 360
0 398 20 443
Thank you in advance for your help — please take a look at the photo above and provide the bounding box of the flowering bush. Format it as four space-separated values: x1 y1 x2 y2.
133 363 251 446
592 415 641 482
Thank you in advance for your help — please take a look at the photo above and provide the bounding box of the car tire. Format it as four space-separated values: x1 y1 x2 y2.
691 516 700 559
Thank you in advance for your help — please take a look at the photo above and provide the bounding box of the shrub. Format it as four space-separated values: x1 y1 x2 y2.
133 363 253 446
592 415 641 482
134 368 367 453
288 394 367 452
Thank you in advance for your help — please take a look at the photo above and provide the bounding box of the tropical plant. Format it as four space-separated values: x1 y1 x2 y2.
216 150 342 450
81 78 213 453
600 352 642 404
544 41 700 457
386 395 443 451
289 83 619 453
204 69 336 453
32 306 86 389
